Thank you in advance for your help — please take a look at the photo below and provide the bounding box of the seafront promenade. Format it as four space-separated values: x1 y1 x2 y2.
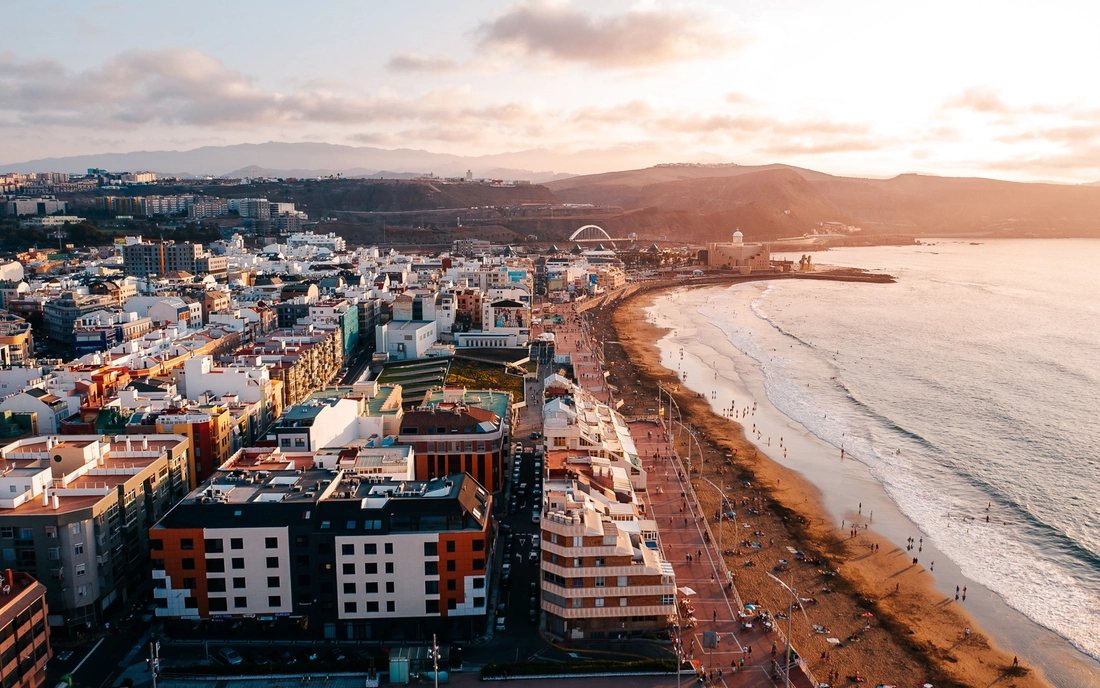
543 302 814 687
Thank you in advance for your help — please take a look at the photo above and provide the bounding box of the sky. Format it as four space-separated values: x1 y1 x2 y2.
2 0 1100 181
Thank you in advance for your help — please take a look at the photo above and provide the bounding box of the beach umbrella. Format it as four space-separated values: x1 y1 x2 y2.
678 587 697 596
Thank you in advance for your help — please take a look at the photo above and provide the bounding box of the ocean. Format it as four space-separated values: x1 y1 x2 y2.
647 239 1100 683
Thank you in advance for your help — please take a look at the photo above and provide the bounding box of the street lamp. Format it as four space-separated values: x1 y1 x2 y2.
701 476 733 570
766 571 802 688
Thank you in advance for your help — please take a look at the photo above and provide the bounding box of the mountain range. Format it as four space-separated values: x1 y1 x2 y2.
6 141 1100 239
0 142 583 183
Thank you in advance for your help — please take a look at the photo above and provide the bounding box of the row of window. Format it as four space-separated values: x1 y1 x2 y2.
206 596 281 611
544 553 609 567
542 571 631 588
176 575 282 591
178 556 280 572
338 540 483 557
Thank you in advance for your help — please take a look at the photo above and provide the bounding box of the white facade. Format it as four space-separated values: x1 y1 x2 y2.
334 533 441 619
180 355 271 404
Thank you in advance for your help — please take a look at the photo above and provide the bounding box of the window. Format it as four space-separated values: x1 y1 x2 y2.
447 579 456 591
424 542 437 556
364 563 378 574
386 582 395 593
570 597 583 608
206 559 225 573
296 555 310 567
74 543 84 555
384 543 393 554
47 548 59 561
448 599 457 610
183 578 197 589
341 544 354 556
230 538 243 550
445 541 456 553
573 536 583 547
75 564 86 576
343 583 355 594
342 563 355 575
346 520 356 530
231 558 244 569
298 574 311 586
595 576 605 588
234 597 248 608
660 594 675 605
265 537 278 549
185 598 198 609
344 602 357 613
363 543 377 555
473 558 484 570
573 558 583 568
595 557 606 567
294 438 306 448
0 528 10 539
71 522 82 534
180 538 194 550
366 601 379 613
446 560 456 572
424 561 438 576
266 556 279 569
385 562 394 574
209 598 228 612
473 539 485 551
425 581 439 594
572 578 583 588
149 539 163 550
386 601 395 612
268 596 281 607
204 538 223 553
594 598 605 608
617 576 628 587
267 576 280 588
182 558 195 570
365 582 378 594
233 577 246 589
425 600 440 614
620 597 628 607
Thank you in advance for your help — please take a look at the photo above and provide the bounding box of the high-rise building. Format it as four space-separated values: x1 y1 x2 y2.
0 434 191 633
0 571 51 688
150 466 492 641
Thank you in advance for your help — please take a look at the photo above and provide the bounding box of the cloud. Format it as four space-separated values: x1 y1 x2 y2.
944 87 1009 113
385 53 461 73
475 2 742 68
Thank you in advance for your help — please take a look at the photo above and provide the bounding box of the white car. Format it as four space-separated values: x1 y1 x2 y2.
218 648 243 666
531 534 540 548
531 511 541 524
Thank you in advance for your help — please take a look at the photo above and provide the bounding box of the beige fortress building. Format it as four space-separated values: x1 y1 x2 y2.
705 230 770 273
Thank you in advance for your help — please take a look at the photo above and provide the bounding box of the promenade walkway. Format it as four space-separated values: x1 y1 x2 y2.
632 421 813 688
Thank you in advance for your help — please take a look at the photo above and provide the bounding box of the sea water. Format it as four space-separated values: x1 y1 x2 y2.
649 239 1100 682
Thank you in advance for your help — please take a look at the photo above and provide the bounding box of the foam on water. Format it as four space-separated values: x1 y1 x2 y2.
695 285 1100 661
643 242 1100 676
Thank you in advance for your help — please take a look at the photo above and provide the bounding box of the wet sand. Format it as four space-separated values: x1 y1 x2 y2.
595 286 1050 688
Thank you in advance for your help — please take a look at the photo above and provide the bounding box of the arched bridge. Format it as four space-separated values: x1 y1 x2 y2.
568 224 616 245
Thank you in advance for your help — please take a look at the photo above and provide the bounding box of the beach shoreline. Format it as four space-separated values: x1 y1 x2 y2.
595 283 1050 688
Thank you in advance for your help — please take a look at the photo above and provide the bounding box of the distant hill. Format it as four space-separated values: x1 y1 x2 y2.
550 165 1100 238
0 142 576 183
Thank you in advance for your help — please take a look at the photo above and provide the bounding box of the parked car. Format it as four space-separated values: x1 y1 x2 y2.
495 616 507 631
528 608 538 623
528 550 539 563
531 534 540 548
249 650 271 666
276 650 297 665
218 648 243 666
531 511 541 524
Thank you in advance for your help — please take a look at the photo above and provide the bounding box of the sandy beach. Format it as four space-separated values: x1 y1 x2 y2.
590 283 1050 688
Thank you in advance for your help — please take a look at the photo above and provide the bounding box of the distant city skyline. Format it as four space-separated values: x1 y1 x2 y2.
3 0 1099 182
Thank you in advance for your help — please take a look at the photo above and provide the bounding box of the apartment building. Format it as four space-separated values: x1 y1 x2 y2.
42 292 118 346
0 314 33 365
540 460 676 640
397 388 511 493
542 388 646 490
234 326 344 408
0 572 50 688
0 434 190 633
150 466 491 641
